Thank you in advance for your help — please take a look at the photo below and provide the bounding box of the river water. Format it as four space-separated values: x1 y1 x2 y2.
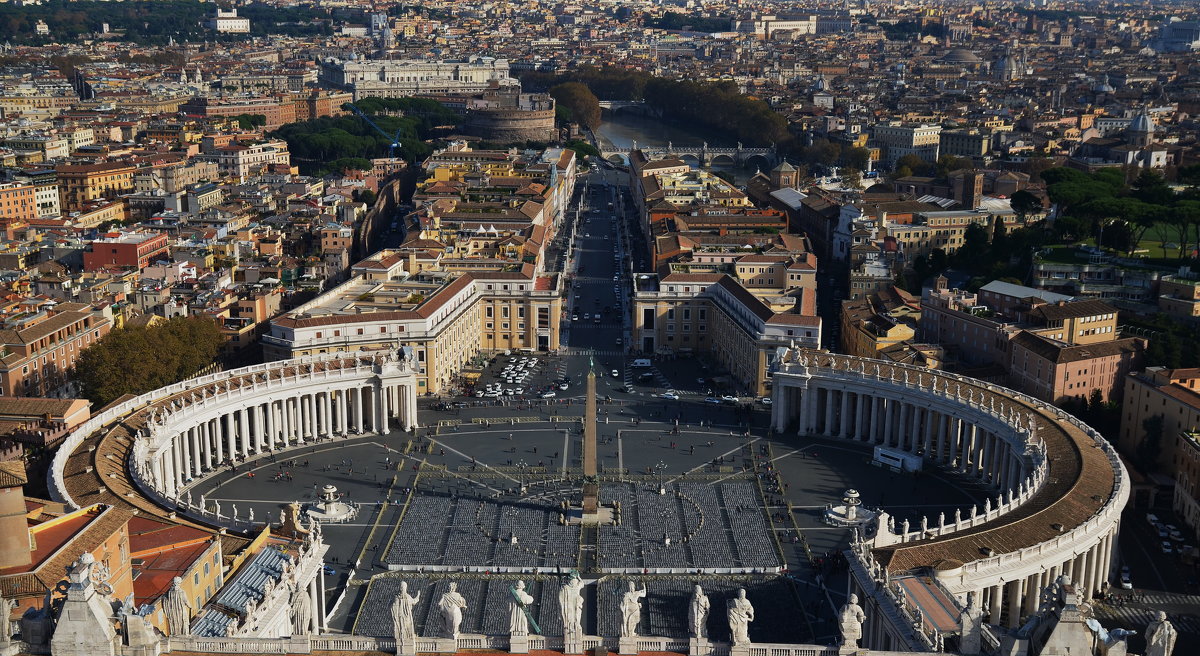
593 113 754 184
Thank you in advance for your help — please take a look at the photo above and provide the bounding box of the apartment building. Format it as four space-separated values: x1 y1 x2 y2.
632 271 821 396
871 122 942 165
1119 368 1200 474
83 231 170 272
0 301 114 397
939 128 993 158
1158 273 1200 318
200 140 291 180
55 162 136 212
0 182 38 226
839 287 920 359
1007 331 1143 404
1174 431 1200 537
263 254 562 393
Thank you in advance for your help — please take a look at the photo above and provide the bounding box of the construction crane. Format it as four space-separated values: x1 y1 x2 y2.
345 103 403 159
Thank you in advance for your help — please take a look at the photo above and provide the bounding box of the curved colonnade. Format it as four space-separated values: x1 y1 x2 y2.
50 350 421 526
771 350 1128 633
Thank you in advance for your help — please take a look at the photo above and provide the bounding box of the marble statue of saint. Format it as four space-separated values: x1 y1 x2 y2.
558 573 584 643
838 593 866 648
688 585 710 639
509 581 535 636
0 593 14 644
620 581 647 638
1145 611 1177 656
438 582 468 640
391 581 421 644
164 577 192 636
727 588 754 646
958 591 983 655
290 581 311 636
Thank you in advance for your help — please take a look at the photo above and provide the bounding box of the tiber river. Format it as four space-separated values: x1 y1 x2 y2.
592 112 756 185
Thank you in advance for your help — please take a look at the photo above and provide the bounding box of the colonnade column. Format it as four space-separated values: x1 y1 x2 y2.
988 583 1003 624
355 388 364 433
1006 579 1022 628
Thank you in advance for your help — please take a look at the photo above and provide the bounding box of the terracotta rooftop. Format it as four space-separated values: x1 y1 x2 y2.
853 357 1116 573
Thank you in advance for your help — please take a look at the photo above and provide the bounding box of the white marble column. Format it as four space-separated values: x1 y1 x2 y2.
1006 579 1022 628
839 389 851 438
883 398 894 445
308 576 320 634
823 388 834 436
355 387 364 433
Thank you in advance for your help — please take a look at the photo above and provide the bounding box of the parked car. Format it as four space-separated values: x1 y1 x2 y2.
540 391 557 399
1119 566 1133 589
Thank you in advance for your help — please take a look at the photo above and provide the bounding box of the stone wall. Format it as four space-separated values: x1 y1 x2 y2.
463 109 556 144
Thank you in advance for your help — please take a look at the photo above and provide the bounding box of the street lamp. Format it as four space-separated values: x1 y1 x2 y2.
517 459 529 496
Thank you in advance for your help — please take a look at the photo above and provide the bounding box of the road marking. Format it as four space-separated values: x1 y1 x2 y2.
426 437 521 485
666 437 760 484
561 429 570 476
618 431 624 474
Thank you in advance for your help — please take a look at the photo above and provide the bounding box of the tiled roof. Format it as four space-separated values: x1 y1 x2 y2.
864 364 1115 573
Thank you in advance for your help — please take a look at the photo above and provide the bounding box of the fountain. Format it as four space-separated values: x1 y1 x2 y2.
303 484 358 523
824 489 878 528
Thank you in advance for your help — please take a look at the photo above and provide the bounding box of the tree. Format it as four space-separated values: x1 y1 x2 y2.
563 139 600 158
894 154 932 177
1136 415 1165 473
803 140 841 167
843 168 863 189
549 82 601 131
1010 189 1042 222
353 189 377 206
935 155 972 179
75 316 224 408
844 146 871 171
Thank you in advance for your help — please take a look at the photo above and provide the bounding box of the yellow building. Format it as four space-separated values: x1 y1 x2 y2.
264 258 562 394
632 272 821 396
55 162 136 213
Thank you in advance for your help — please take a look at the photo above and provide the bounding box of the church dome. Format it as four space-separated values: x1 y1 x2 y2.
940 48 982 63
1129 110 1155 135
1093 74 1114 94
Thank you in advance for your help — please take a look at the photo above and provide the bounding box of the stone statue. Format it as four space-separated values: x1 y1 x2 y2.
727 588 754 646
620 581 646 638
958 591 983 655
688 585 710 639
290 581 312 636
164 576 192 636
558 573 584 644
391 581 421 645
509 580 534 636
838 593 866 648
0 593 14 644
1145 611 1177 656
439 582 468 640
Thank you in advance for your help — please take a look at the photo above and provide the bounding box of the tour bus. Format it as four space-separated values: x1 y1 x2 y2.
631 359 652 368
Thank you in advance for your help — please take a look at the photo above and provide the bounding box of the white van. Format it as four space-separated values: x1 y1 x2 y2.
631 359 652 368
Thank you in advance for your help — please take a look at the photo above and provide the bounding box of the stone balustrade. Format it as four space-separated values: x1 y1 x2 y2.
774 350 1127 640
51 349 420 511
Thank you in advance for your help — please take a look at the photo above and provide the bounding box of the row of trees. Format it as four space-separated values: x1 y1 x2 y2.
1046 167 1199 259
549 83 601 131
271 101 459 176
75 317 224 408
0 0 334 45
643 11 730 33
519 66 789 147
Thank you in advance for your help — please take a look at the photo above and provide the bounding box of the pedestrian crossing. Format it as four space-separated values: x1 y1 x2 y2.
562 348 626 356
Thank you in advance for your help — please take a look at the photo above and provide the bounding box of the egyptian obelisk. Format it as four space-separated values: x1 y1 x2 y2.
582 363 599 514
